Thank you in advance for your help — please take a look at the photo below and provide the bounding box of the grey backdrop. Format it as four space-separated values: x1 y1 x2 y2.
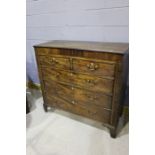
26 0 129 84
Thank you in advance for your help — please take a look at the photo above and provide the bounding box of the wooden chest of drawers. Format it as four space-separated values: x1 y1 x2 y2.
34 41 129 138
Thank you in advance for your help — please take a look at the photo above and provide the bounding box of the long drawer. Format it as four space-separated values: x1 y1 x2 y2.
46 95 111 124
44 80 112 109
42 68 114 95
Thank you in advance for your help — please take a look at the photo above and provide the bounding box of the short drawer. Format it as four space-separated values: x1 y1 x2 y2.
38 55 71 70
44 80 112 109
42 68 114 95
73 58 115 77
46 95 111 124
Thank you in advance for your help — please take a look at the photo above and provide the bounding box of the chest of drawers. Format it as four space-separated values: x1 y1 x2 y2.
34 41 129 138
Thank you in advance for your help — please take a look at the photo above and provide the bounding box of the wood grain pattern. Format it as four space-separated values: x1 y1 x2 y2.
73 58 115 77
38 55 71 70
46 95 111 123
42 68 114 95
34 40 129 138
36 47 124 62
44 80 112 110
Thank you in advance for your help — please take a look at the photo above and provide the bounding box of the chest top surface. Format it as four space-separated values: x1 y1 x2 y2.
34 40 129 54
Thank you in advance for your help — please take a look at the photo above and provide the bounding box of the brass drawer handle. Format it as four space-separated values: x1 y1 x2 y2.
69 73 73 76
71 100 76 105
88 110 97 116
85 93 97 101
54 73 60 78
50 58 58 64
85 79 96 85
87 63 99 71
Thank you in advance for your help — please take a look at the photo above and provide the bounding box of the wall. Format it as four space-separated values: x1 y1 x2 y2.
26 0 129 83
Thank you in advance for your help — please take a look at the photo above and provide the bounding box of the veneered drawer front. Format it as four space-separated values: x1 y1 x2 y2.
73 88 112 109
73 58 115 77
44 80 112 109
44 80 74 103
38 55 71 70
46 95 111 124
42 68 114 95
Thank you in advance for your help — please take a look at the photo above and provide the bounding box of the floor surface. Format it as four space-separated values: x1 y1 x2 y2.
26 90 129 155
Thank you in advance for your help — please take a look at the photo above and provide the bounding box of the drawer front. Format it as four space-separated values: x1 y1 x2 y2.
73 88 112 109
46 95 111 123
38 55 71 70
42 68 114 95
44 80 112 109
73 58 115 77
44 80 74 103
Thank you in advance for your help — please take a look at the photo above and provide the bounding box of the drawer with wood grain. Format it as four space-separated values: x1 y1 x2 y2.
44 80 112 109
38 55 71 70
42 68 114 95
44 80 74 103
46 95 111 123
72 58 116 77
73 88 112 110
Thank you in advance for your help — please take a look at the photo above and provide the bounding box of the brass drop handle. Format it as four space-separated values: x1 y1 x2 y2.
85 93 97 100
69 73 73 76
85 79 96 85
86 79 91 83
90 96 97 100
87 63 98 71
71 100 76 105
88 110 97 115
55 73 60 78
50 58 58 64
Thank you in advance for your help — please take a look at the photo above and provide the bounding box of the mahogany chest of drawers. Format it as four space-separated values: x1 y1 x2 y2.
34 41 129 138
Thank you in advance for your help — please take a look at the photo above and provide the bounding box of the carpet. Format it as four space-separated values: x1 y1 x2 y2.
26 93 129 155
